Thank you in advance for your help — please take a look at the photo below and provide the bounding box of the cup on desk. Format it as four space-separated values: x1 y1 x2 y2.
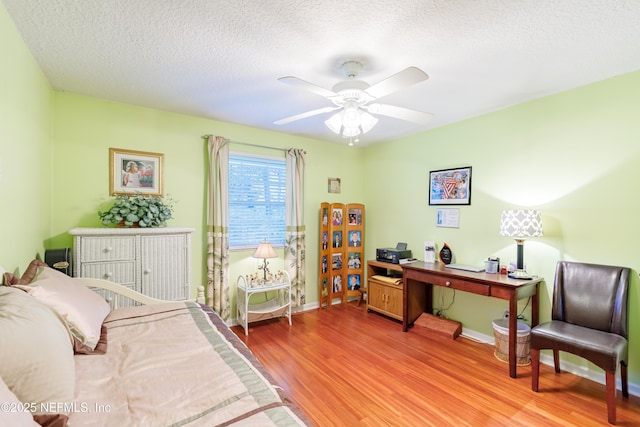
484 260 499 274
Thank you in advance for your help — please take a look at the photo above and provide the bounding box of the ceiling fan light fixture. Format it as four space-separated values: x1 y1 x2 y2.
324 112 343 134
341 102 361 128
342 125 361 138
360 112 378 133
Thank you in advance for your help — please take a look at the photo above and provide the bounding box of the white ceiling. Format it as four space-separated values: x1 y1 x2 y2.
4 0 640 146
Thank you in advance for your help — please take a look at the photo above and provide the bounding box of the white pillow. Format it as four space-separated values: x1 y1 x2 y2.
0 376 40 427
0 286 75 419
16 266 111 353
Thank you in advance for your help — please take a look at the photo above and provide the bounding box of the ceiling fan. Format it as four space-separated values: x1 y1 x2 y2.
274 61 433 138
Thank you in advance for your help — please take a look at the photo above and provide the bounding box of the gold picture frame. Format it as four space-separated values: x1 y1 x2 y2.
109 148 164 196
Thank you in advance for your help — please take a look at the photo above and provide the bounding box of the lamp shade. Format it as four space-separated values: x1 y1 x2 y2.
323 105 379 138
324 112 343 134
499 210 543 238
252 242 277 259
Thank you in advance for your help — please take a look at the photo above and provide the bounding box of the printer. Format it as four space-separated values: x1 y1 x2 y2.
376 242 412 264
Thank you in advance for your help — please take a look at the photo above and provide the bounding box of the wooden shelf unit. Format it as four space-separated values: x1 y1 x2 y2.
319 203 364 307
366 260 404 320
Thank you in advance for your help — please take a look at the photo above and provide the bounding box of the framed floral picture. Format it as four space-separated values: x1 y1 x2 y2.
109 148 164 196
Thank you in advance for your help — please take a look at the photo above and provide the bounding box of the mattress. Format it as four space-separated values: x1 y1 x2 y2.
70 301 309 426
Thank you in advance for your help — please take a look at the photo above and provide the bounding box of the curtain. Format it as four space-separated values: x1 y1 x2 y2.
285 148 306 307
206 135 231 319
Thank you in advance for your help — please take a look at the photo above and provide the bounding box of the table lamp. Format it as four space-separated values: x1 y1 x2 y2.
499 210 543 279
253 241 277 281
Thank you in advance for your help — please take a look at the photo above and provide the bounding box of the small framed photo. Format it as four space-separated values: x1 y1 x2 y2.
328 177 341 193
347 274 361 291
332 231 342 248
332 253 342 270
348 208 362 225
348 230 362 247
429 166 472 205
331 207 343 225
109 148 164 196
347 252 361 269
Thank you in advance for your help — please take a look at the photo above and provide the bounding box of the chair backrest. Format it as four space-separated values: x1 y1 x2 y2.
552 261 630 337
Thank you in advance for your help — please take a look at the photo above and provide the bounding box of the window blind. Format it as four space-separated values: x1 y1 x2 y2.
228 153 286 248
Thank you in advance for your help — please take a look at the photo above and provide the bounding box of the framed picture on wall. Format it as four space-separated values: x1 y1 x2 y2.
429 166 472 205
109 148 164 196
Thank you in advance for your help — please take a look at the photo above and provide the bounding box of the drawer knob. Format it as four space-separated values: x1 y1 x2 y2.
105 272 113 279
104 246 113 253
446 281 451 287
144 269 151 275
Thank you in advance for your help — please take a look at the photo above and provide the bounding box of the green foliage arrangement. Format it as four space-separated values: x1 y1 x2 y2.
98 194 173 228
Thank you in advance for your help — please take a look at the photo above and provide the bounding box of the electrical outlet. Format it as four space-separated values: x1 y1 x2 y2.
503 309 509 319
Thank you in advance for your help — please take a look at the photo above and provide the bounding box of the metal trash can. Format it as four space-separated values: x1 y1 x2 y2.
492 318 531 366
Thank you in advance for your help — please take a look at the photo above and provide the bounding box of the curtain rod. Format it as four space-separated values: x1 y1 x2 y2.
202 135 305 153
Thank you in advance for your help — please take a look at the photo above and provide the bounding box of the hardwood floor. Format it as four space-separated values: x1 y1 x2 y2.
232 302 640 426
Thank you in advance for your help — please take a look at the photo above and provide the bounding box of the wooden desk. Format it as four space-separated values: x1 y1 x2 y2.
401 261 543 378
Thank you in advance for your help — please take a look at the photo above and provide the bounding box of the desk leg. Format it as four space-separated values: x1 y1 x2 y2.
403 278 431 332
531 282 539 327
403 278 409 332
508 297 517 378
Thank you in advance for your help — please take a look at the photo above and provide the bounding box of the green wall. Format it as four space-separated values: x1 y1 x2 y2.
0 4 53 273
50 92 364 309
363 70 640 383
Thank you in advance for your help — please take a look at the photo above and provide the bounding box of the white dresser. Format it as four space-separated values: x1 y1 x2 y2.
69 227 194 305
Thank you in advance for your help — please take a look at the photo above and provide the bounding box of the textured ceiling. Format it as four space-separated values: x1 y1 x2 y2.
4 0 640 146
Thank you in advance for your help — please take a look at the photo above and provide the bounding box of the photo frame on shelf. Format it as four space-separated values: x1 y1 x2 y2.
429 166 472 205
347 252 361 269
332 231 342 248
321 207 329 226
332 275 342 292
348 208 362 225
109 148 164 196
347 274 361 290
331 207 343 225
348 230 362 247
331 253 343 270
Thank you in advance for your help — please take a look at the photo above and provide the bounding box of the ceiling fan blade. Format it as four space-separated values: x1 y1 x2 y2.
274 106 340 125
365 67 429 100
277 76 338 99
365 103 433 124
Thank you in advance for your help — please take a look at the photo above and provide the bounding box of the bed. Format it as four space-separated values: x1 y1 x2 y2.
0 260 310 427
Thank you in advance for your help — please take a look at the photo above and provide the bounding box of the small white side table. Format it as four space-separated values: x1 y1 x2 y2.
237 270 292 335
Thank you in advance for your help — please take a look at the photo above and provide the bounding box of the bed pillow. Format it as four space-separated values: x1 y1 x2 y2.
0 286 75 423
14 266 111 354
3 259 48 286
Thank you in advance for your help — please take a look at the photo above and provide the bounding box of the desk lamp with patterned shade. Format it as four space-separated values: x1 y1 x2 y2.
499 210 543 279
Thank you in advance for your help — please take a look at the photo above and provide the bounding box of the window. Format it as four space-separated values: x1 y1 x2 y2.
228 153 286 249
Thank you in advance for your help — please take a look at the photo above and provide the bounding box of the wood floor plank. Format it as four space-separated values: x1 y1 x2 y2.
232 302 640 426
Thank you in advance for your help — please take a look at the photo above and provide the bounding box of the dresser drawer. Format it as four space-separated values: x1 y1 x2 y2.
79 236 136 262
81 262 136 284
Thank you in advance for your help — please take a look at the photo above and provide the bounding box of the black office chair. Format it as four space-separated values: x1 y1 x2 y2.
530 261 630 425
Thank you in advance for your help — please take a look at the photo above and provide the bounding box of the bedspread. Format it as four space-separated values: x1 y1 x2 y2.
69 301 309 426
